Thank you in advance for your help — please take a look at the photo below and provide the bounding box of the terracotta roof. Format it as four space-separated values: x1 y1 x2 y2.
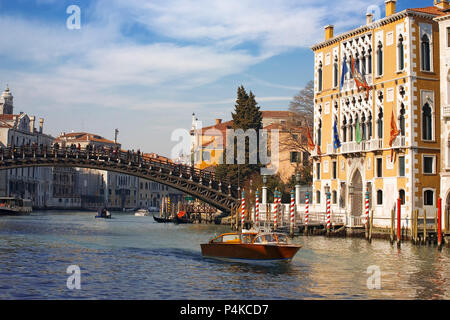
0 114 16 121
261 111 296 119
407 6 447 16
55 132 116 145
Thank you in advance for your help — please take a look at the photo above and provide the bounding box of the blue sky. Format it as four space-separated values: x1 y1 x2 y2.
0 0 430 156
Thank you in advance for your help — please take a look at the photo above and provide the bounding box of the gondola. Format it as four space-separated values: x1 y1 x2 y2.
152 214 174 223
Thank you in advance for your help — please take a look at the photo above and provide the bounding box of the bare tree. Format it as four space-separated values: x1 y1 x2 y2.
289 80 314 128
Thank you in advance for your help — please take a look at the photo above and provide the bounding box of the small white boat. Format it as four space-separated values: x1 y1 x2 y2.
135 208 150 216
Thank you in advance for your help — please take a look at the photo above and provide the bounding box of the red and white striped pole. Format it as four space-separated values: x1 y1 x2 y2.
273 190 278 230
241 190 246 230
326 191 331 233
278 191 282 227
255 189 260 229
290 190 295 237
305 191 309 227
365 192 370 226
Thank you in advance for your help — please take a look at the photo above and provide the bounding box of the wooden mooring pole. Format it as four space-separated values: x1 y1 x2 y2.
397 198 401 248
423 209 427 245
390 209 395 245
438 198 443 250
368 209 374 243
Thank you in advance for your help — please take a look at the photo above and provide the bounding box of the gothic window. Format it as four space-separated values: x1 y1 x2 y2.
317 119 322 147
377 109 383 139
398 35 405 71
349 117 354 141
318 62 323 92
377 190 383 205
421 34 431 72
367 112 373 139
342 117 347 142
367 47 372 74
376 41 383 76
333 58 339 88
422 103 432 141
399 189 405 205
361 113 366 140
399 104 405 136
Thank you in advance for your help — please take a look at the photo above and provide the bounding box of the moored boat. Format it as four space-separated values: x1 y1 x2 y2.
200 231 301 262
0 197 32 216
135 208 150 216
95 207 112 219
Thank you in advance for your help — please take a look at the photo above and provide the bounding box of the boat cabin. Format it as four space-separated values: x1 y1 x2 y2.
208 232 290 245
0 197 32 209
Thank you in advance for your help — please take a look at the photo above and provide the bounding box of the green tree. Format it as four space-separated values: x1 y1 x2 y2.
216 86 263 187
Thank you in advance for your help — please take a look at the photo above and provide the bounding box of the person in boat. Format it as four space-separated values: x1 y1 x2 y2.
101 207 107 217
105 210 111 218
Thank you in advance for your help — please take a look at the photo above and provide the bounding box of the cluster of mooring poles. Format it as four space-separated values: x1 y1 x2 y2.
233 178 446 250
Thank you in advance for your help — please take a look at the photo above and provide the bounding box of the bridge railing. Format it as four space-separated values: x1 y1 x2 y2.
0 145 238 198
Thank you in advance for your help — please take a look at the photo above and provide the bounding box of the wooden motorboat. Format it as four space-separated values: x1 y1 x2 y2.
0 197 32 216
201 231 301 262
95 208 112 219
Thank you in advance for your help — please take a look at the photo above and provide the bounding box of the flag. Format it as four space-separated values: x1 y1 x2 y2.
340 56 348 91
355 117 362 144
389 110 400 160
333 121 341 149
306 127 315 151
351 57 371 99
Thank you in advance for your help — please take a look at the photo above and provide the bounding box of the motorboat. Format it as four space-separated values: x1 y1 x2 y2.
0 197 32 216
135 208 150 216
95 208 112 219
200 231 301 262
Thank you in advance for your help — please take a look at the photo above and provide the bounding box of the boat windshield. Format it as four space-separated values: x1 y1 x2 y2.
253 233 289 245
210 233 241 243
240 233 257 244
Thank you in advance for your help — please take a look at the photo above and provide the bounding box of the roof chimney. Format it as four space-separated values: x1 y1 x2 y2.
325 25 334 41
385 0 396 17
39 118 44 134
366 13 373 25
215 119 222 125
30 116 35 133
434 0 449 10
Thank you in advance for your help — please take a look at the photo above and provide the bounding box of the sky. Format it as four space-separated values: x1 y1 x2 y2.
0 0 430 157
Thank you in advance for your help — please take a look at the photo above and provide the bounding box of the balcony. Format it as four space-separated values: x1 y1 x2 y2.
341 139 382 154
391 135 406 148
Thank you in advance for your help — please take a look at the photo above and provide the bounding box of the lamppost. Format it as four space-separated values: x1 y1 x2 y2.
295 172 301 206
262 175 268 204
325 183 331 234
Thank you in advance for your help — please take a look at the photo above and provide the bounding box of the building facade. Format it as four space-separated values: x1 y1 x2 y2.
436 8 450 232
310 0 447 228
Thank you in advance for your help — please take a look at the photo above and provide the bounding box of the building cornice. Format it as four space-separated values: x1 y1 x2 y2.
311 10 440 51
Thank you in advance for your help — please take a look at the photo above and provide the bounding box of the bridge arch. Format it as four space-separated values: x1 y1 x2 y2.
0 147 239 214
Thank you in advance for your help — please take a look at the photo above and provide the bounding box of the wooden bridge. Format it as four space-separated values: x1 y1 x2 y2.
0 146 240 214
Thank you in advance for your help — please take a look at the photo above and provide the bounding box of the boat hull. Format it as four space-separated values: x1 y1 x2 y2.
0 207 32 216
200 243 301 262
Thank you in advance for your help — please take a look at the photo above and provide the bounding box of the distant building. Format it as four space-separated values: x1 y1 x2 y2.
0 85 54 207
190 111 308 182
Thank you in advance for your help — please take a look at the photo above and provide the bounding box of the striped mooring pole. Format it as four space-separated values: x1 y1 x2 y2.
305 191 309 234
278 191 282 227
326 192 331 233
397 197 401 248
365 191 370 239
241 190 246 230
273 190 278 230
255 189 260 229
290 190 295 237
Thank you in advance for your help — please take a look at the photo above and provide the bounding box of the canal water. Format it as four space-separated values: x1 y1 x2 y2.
0 210 449 299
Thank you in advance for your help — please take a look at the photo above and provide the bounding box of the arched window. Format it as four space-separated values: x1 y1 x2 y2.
421 34 431 71
399 104 405 136
399 189 405 205
377 109 383 139
367 112 373 139
342 117 347 142
377 41 383 76
422 103 432 141
318 62 323 92
377 190 383 205
361 113 367 141
398 35 405 71
349 117 354 141
317 119 322 147
424 190 434 206
333 57 339 88
316 190 321 204
332 191 337 204
367 47 372 74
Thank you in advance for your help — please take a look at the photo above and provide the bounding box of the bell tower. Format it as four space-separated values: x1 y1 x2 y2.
0 85 14 114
